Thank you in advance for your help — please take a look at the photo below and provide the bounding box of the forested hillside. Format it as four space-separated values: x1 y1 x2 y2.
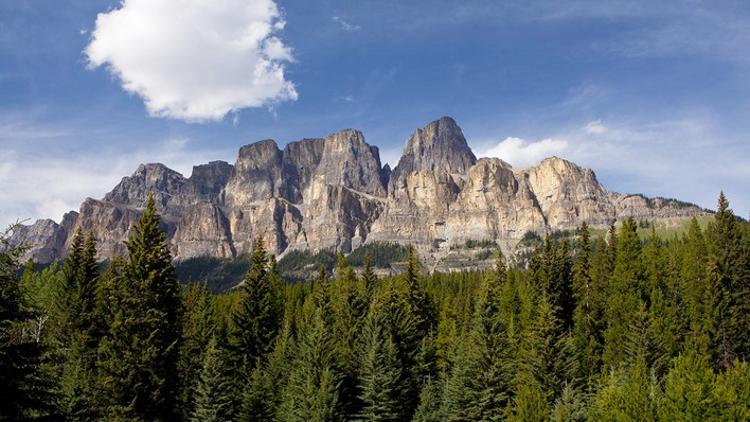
2 193 749 421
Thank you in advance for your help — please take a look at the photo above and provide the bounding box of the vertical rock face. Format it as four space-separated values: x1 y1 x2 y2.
224 140 283 206
281 138 325 203
9 116 709 264
180 161 233 204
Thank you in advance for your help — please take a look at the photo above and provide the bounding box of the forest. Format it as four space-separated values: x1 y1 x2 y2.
2 192 750 421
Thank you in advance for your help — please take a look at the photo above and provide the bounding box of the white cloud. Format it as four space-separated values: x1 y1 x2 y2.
332 16 361 32
479 137 569 168
85 0 297 122
584 119 608 134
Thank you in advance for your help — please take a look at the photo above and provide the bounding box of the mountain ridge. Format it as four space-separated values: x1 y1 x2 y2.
10 116 710 265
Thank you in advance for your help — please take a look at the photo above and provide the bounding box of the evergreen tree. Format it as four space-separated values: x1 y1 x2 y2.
355 311 402 421
680 218 714 346
461 253 514 420
588 357 658 421
177 282 216 419
278 309 342 422
240 319 295 421
709 193 750 366
191 336 235 422
508 383 549 422
551 382 586 422
55 230 102 420
231 238 283 370
96 195 181 421
404 245 435 337
603 218 645 370
0 226 54 420
713 360 750 420
361 254 378 298
658 351 716 421
412 376 444 422
441 343 473 421
572 223 604 385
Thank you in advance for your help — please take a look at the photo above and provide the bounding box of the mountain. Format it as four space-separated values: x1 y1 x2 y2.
10 116 708 267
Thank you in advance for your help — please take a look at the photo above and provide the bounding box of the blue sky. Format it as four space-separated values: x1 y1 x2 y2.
1 0 749 227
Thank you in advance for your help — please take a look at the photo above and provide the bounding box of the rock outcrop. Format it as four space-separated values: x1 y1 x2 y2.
9 117 709 264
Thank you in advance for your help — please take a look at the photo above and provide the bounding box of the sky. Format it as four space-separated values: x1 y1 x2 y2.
1 0 749 228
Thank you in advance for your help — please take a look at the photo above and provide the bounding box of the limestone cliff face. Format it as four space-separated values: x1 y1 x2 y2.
9 116 709 264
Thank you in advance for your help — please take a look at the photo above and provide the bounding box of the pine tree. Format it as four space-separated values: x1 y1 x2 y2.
709 193 750 366
355 311 402 421
587 358 658 421
680 218 713 345
404 245 435 337
0 226 54 420
55 230 102 420
412 376 445 422
239 319 295 421
603 218 645 370
278 309 342 422
177 282 216 419
361 254 378 298
658 351 716 420
572 223 603 385
508 383 549 422
551 382 586 422
713 360 750 420
462 252 514 420
96 195 181 421
191 335 235 422
230 237 283 372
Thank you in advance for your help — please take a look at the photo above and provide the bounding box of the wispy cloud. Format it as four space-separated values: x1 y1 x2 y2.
0 136 234 229
584 120 608 135
332 16 361 32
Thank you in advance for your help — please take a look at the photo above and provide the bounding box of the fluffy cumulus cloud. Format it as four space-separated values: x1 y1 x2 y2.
85 0 297 122
479 136 568 168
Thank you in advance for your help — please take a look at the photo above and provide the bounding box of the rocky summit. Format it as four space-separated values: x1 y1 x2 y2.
11 116 708 266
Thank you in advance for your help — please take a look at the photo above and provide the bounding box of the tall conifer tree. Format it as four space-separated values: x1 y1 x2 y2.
96 195 181 421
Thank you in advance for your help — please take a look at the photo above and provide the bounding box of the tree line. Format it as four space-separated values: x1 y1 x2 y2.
2 192 749 421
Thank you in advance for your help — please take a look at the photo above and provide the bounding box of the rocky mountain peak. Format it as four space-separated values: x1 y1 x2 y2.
105 162 186 207
9 116 710 267
317 129 387 196
390 116 477 187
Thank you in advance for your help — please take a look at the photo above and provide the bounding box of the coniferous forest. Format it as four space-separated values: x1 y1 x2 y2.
2 192 750 422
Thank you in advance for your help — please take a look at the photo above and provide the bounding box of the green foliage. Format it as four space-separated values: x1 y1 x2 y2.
52 230 103 420
95 195 182 421
355 311 403 421
450 239 499 250
278 309 343 421
230 238 284 373
276 249 337 282
0 226 54 420
175 255 250 292
191 335 235 422
346 242 408 268
178 282 216 419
